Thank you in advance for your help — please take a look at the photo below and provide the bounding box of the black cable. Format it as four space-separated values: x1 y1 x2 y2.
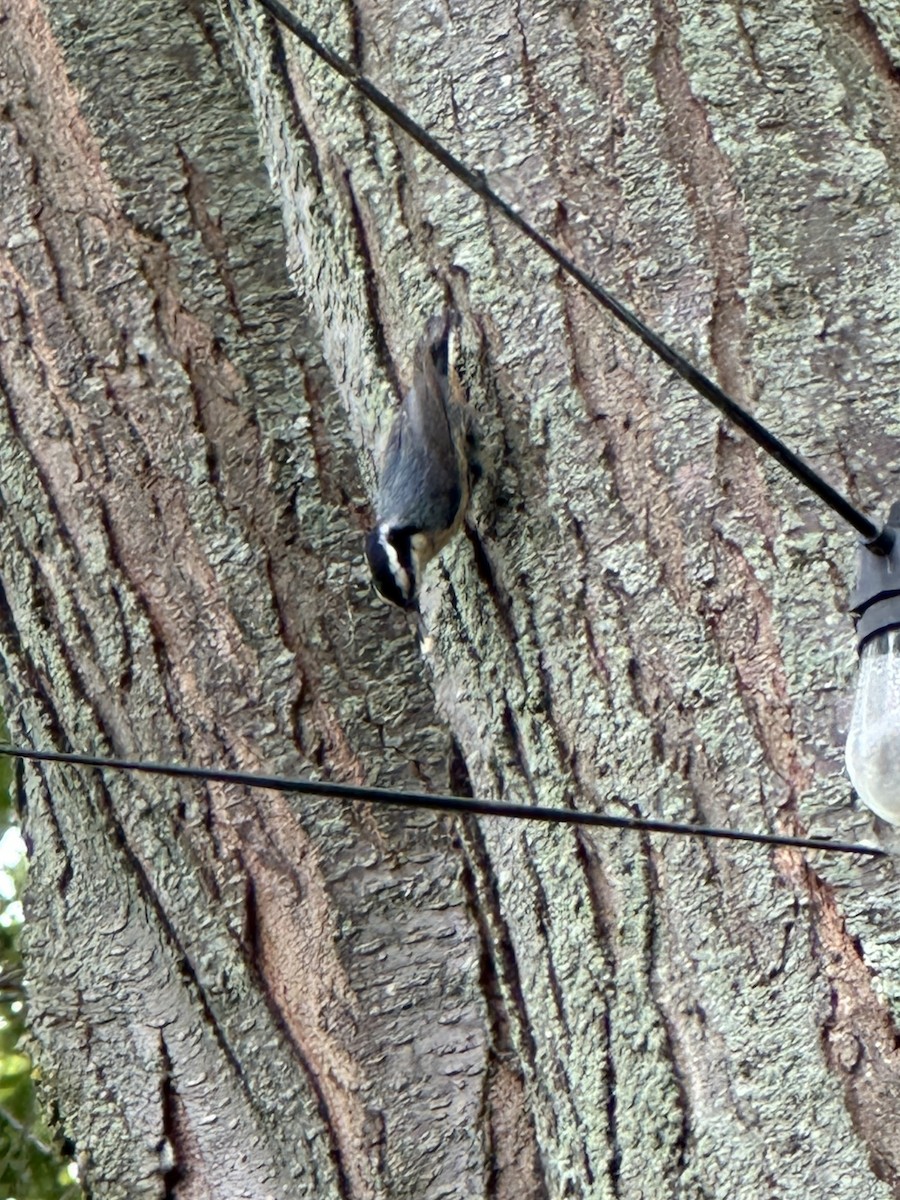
252 0 890 552
0 744 884 857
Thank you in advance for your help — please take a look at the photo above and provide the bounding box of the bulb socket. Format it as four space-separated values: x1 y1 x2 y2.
851 500 900 652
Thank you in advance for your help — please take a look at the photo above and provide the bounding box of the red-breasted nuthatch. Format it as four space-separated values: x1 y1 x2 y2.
365 309 480 608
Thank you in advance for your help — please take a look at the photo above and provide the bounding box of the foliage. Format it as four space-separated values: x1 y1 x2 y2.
0 729 81 1200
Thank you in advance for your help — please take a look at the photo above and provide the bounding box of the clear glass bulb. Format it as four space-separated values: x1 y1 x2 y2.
846 628 900 824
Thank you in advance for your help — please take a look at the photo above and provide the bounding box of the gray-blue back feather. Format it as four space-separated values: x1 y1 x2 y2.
376 312 464 532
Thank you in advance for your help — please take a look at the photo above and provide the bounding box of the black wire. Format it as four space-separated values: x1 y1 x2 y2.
0 745 884 857
252 0 890 551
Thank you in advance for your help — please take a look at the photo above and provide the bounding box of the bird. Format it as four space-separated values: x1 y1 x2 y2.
365 309 480 608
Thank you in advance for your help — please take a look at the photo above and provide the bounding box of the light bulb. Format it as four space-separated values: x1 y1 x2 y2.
846 629 900 823
847 503 900 824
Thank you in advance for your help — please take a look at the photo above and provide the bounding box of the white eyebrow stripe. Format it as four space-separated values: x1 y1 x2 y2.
380 528 412 598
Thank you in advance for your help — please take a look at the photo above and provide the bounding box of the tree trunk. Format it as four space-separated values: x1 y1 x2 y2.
2 0 900 1195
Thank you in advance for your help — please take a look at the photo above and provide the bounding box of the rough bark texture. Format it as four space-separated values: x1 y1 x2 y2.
1 0 900 1196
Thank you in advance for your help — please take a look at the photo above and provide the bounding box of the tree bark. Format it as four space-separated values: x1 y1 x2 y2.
2 0 900 1196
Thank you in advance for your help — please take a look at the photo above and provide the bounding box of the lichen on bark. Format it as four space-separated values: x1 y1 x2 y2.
1 0 900 1196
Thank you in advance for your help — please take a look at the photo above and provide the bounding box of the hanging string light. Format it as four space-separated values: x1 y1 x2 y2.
846 505 900 824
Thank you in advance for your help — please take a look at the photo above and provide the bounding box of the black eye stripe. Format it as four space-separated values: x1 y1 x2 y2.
387 528 416 575
365 530 416 608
